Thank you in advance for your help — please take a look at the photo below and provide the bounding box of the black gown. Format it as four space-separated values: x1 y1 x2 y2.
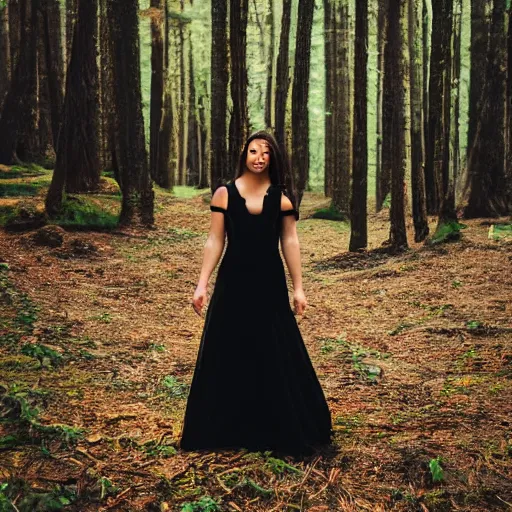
178 182 332 455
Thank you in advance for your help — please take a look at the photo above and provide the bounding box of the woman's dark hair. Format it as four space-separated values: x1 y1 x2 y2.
234 130 297 208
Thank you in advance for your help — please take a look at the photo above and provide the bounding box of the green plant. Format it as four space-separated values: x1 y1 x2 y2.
161 375 188 398
180 496 221 512
466 320 483 329
429 457 444 482
53 196 119 230
21 343 63 367
264 456 301 475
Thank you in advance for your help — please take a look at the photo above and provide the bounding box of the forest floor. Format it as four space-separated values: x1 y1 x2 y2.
0 167 512 511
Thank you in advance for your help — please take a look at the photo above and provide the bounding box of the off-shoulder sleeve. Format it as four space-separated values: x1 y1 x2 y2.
280 208 299 221
210 205 227 214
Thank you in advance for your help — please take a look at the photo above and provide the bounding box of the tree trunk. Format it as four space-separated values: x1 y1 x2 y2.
187 38 200 186
324 0 335 198
178 2 187 185
149 0 164 183
375 0 387 210
274 0 291 152
465 0 508 217
60 0 100 193
434 0 459 232
425 0 447 214
408 0 429 241
388 0 408 251
198 93 209 188
465 0 488 197
379 0 392 211
349 0 368 251
292 0 315 206
0 0 39 164
8 0 19 75
37 16 53 158
41 0 64 150
210 0 229 190
0 2 10 106
228 0 249 179
98 0 114 173
264 0 274 129
156 0 174 190
422 0 432 186
107 0 154 226
65 0 76 65
332 1 352 215
507 6 512 204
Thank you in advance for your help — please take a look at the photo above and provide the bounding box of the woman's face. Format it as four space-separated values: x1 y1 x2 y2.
245 139 270 174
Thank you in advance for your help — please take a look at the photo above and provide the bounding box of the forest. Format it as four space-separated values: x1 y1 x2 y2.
0 0 511 510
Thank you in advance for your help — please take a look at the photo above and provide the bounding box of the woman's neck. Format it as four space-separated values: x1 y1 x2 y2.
238 170 271 190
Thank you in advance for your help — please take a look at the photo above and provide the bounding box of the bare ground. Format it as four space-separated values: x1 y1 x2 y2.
0 189 511 511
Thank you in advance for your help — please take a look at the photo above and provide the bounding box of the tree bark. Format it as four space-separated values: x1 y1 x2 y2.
264 0 274 129
149 0 164 183
178 2 187 185
187 38 200 186
0 2 10 106
274 0 291 152
98 0 115 173
65 0 76 66
408 0 429 241
465 0 508 216
378 0 392 212
8 0 19 75
375 0 387 210
41 0 64 150
107 0 154 226
292 0 315 206
388 0 408 251
228 0 249 179
198 93 209 188
324 0 335 198
60 0 100 193
425 0 448 214
210 0 228 190
349 0 368 251
465 0 488 196
435 0 459 230
332 1 352 215
0 0 39 164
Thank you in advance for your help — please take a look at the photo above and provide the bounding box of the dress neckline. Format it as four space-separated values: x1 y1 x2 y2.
233 180 272 216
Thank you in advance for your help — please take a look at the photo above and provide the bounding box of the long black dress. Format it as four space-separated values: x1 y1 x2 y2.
178 182 332 455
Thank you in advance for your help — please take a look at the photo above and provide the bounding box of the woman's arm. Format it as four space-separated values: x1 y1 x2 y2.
192 186 228 315
280 195 307 315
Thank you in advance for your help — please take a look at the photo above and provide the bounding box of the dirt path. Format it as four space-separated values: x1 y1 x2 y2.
1 190 511 511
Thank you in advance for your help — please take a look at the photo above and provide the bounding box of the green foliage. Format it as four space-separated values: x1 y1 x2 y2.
264 456 302 475
88 312 112 323
161 375 188 398
429 457 444 482
0 201 47 229
0 266 39 347
99 477 120 500
429 221 466 245
0 181 46 197
140 439 177 458
310 202 349 221
20 343 63 367
466 320 483 330
180 496 221 512
489 223 512 241
53 197 119 230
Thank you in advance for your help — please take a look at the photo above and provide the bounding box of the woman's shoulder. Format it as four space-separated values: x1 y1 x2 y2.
211 184 229 211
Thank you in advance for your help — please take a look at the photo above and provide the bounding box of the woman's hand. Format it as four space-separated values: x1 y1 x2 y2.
192 285 208 316
293 288 307 315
